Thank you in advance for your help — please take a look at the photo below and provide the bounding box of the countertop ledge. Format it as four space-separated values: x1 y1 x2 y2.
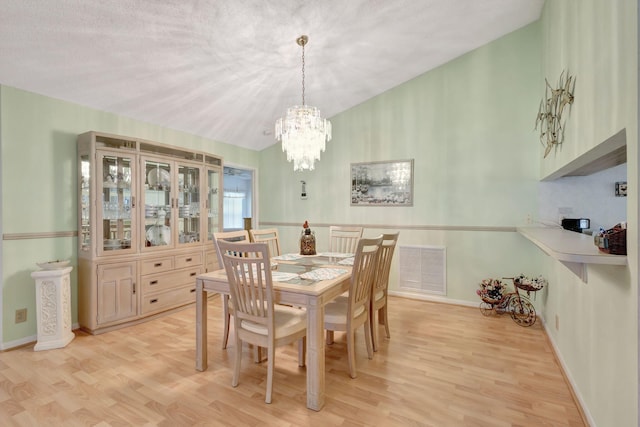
517 226 627 266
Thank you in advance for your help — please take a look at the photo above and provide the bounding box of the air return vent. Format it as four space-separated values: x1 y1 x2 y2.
398 245 446 295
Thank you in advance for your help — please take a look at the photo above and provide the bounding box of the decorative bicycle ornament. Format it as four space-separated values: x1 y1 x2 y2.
477 275 546 327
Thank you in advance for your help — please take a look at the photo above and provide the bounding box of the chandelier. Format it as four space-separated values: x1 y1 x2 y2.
275 35 332 171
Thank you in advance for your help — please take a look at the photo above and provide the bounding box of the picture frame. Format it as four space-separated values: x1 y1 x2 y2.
350 159 414 206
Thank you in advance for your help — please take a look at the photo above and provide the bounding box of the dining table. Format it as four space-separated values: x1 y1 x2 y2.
195 252 355 411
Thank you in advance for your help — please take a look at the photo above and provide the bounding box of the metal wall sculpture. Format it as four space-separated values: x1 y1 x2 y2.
535 71 576 158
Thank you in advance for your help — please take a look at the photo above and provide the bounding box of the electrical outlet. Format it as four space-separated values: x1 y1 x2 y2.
558 207 573 224
525 213 532 224
15 308 27 323
615 181 627 197
555 314 559 331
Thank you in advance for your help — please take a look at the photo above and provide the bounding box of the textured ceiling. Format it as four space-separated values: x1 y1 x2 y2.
0 0 544 151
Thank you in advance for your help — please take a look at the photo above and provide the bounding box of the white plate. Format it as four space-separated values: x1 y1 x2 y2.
146 225 171 245
147 168 171 187
37 260 71 270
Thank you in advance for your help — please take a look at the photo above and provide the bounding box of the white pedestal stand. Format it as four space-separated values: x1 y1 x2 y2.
30 266 75 351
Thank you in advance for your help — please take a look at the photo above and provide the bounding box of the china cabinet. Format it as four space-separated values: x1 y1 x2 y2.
77 131 223 334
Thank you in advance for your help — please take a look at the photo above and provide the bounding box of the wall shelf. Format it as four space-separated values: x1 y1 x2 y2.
517 226 627 282
541 128 626 181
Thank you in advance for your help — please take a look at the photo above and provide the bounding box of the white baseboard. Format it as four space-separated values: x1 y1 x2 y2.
1 322 80 351
541 319 595 427
388 289 478 307
1 334 36 351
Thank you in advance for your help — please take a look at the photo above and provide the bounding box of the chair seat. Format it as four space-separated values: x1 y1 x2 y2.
374 290 384 302
241 305 306 338
324 298 365 324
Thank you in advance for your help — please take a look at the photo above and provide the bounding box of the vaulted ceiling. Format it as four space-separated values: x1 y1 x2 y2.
0 0 544 151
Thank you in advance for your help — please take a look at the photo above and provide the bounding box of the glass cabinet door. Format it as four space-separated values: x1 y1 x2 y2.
142 158 172 250
206 167 221 242
97 151 135 255
80 155 91 253
177 164 201 245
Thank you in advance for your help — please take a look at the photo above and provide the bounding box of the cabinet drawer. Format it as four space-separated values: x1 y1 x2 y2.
175 252 202 269
141 285 197 315
140 256 174 275
141 266 202 293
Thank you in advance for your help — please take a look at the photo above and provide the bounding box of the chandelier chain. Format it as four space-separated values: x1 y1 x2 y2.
301 42 306 105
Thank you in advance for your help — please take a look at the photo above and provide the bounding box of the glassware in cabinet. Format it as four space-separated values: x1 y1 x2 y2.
96 151 136 256
141 158 173 249
177 164 201 245
79 155 92 253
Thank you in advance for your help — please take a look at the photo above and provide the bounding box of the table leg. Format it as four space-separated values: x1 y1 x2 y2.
306 297 325 411
196 279 208 371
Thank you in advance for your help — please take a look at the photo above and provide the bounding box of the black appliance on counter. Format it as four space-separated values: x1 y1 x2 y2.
561 218 590 233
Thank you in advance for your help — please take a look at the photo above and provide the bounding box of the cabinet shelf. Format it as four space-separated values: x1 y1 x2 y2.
517 226 627 282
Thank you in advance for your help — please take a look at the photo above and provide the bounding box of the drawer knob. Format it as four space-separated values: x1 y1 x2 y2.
154 262 162 267
150 298 158 304
150 280 158 285
186 257 192 262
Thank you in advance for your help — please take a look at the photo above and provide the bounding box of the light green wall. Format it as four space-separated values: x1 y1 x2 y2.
0 86 258 343
538 1 638 426
260 23 544 302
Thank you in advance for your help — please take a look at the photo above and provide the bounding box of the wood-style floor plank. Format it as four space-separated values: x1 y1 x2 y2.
0 296 585 426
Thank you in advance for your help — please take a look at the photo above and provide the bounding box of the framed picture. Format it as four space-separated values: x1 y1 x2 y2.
350 159 414 206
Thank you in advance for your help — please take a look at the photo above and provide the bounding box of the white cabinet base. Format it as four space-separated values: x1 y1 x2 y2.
31 267 75 351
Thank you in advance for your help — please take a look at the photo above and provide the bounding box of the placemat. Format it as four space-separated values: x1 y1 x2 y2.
272 253 304 261
300 268 348 281
338 257 355 266
271 271 299 282
317 252 354 258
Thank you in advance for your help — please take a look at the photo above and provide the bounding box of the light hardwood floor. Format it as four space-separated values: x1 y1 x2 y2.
0 296 585 426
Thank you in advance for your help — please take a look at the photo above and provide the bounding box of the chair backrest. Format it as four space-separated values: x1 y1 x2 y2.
249 228 282 258
348 236 383 315
217 241 274 336
372 232 400 299
329 226 363 254
213 230 250 268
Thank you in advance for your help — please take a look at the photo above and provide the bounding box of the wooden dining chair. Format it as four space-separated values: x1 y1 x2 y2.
324 236 382 378
370 232 399 351
329 225 363 254
217 240 307 404
249 228 282 258
213 230 250 350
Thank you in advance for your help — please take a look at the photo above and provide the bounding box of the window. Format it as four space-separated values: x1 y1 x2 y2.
223 167 253 230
